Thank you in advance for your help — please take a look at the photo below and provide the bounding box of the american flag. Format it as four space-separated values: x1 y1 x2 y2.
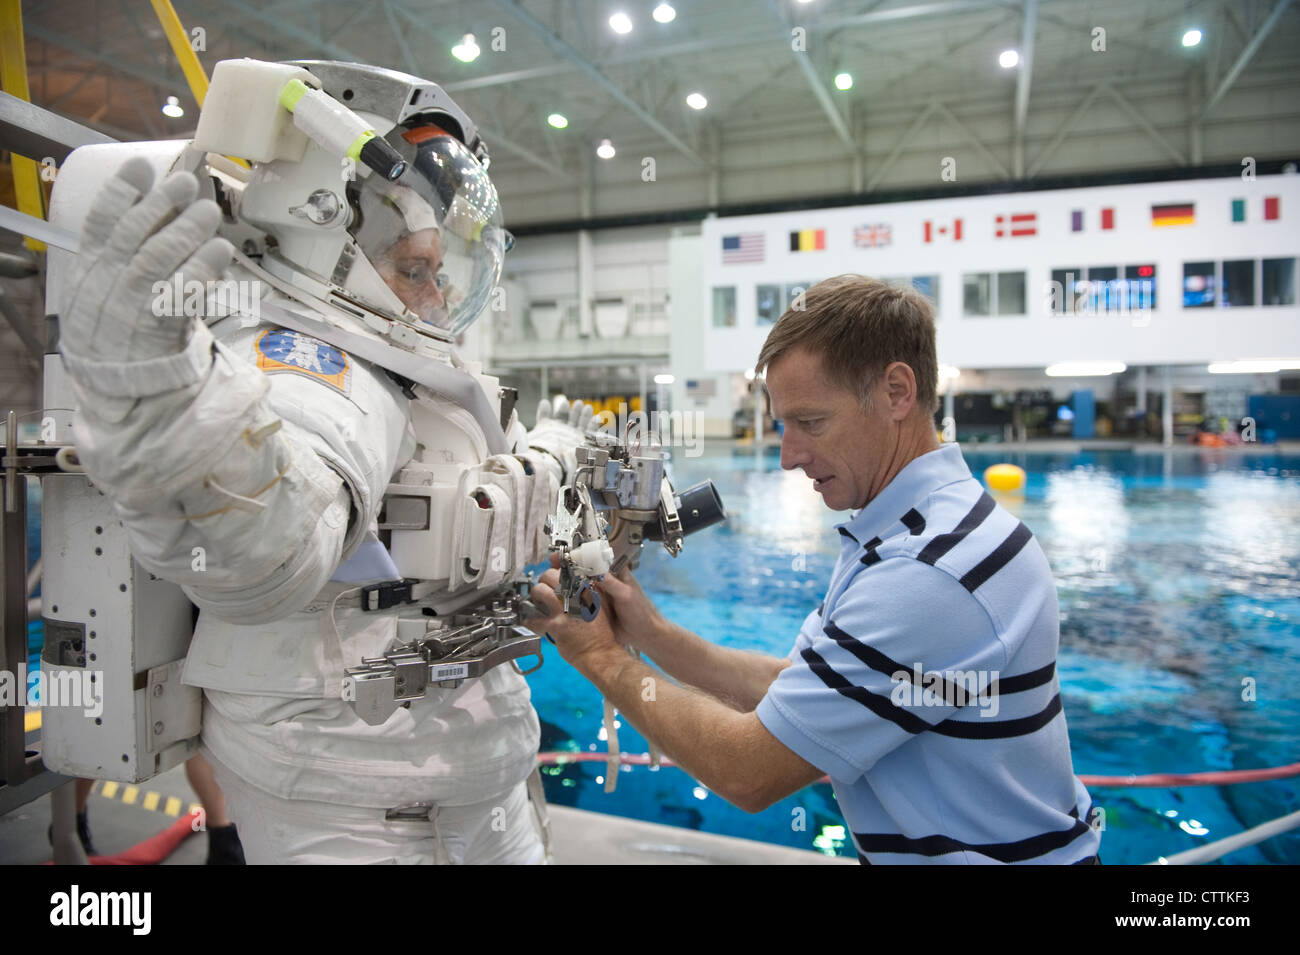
722 233 765 264
854 223 892 248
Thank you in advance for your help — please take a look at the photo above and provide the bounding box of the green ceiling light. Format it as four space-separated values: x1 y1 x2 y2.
833 72 853 91
547 113 569 129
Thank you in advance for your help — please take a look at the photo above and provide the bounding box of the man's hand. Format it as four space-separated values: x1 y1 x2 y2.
592 565 667 650
62 156 233 366
529 559 625 673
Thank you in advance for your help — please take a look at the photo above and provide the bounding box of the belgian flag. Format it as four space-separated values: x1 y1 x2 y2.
789 228 826 252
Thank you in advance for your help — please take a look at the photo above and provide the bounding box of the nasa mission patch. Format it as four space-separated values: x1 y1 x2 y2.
254 328 352 395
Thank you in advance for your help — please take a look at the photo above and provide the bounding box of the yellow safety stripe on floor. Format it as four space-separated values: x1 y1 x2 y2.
93 778 203 823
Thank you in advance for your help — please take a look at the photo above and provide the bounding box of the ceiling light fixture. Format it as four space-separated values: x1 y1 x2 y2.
452 34 480 62
686 92 708 110
596 138 616 159
1182 29 1202 47
547 113 569 129
161 95 184 118
652 3 676 23
999 49 1020 69
609 12 633 34
834 72 853 90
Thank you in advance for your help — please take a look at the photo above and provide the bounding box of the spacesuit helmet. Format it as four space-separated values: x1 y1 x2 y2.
347 123 507 338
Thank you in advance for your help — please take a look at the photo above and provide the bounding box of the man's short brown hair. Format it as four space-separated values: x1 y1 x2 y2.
755 274 939 415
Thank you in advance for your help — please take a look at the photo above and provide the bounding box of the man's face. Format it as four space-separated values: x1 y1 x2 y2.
375 228 448 324
766 346 892 512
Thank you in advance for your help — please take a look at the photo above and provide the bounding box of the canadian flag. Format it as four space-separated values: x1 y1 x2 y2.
923 218 963 242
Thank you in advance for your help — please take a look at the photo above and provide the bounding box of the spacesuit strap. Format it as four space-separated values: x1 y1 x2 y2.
516 451 557 565
481 454 527 577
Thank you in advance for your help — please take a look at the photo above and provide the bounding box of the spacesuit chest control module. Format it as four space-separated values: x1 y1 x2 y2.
40 57 725 783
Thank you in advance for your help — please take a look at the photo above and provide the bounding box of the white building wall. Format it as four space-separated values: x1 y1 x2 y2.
699 174 1300 373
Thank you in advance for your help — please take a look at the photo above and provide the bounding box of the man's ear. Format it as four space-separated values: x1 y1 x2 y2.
886 362 918 419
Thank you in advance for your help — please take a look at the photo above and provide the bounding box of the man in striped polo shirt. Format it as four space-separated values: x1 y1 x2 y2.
532 274 1100 864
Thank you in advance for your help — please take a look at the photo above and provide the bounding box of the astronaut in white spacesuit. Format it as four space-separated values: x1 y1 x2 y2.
51 59 591 864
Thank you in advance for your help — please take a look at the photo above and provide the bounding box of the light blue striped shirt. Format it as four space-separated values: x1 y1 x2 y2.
756 443 1101 864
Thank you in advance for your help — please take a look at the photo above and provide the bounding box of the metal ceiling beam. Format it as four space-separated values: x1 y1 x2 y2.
489 0 706 165
221 0 357 60
24 24 176 94
1202 0 1294 120
815 0 1017 30
934 101 1011 179
476 124 566 179
1012 0 1037 178
446 1 1015 92
1026 83 1102 178
1102 83 1185 165
865 101 938 191
767 0 855 153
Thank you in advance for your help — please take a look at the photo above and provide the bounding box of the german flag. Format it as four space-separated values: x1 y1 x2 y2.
789 228 826 251
1151 202 1194 227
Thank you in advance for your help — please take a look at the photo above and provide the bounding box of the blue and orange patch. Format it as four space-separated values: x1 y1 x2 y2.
254 328 351 395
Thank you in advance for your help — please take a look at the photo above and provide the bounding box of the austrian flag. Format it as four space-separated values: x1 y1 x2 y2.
995 213 1037 238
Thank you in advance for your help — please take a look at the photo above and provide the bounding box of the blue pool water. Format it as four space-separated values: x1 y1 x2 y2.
526 446 1300 864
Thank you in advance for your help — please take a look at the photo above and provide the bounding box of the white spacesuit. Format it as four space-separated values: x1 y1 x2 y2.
48 58 595 863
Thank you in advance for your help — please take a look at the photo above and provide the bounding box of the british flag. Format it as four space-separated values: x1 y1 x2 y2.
854 223 892 248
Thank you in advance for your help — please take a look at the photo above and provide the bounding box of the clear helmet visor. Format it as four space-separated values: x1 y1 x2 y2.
350 125 506 337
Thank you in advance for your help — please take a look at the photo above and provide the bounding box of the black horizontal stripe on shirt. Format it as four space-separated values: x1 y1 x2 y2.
958 521 1033 592
916 492 996 566
824 620 994 707
930 693 1063 739
838 526 858 543
854 815 1094 864
800 646 937 735
900 508 926 535
860 536 883 566
996 659 1056 694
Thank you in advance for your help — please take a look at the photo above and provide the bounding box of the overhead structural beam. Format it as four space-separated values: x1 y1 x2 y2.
449 1 1013 92
934 101 1011 179
476 124 567 179
1202 0 1294 120
817 0 1014 30
489 0 706 166
24 24 176 94
865 101 938 192
221 0 358 60
1012 0 1037 178
1102 83 1185 165
0 90 115 162
1026 83 1102 178
766 0 855 153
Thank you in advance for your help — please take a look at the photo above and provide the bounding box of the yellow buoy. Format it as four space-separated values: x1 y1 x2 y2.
984 463 1026 493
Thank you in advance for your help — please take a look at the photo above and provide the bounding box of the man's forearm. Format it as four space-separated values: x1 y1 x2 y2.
577 648 768 807
635 618 788 712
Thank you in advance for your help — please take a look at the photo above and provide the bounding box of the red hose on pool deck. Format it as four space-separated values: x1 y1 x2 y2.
536 752 1300 788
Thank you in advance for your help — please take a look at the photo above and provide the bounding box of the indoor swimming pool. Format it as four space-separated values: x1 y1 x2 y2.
528 445 1300 864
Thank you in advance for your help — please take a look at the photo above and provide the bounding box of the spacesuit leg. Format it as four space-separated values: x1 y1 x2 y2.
203 747 548 865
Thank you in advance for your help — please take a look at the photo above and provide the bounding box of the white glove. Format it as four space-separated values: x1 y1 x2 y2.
526 397 597 485
61 156 233 368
